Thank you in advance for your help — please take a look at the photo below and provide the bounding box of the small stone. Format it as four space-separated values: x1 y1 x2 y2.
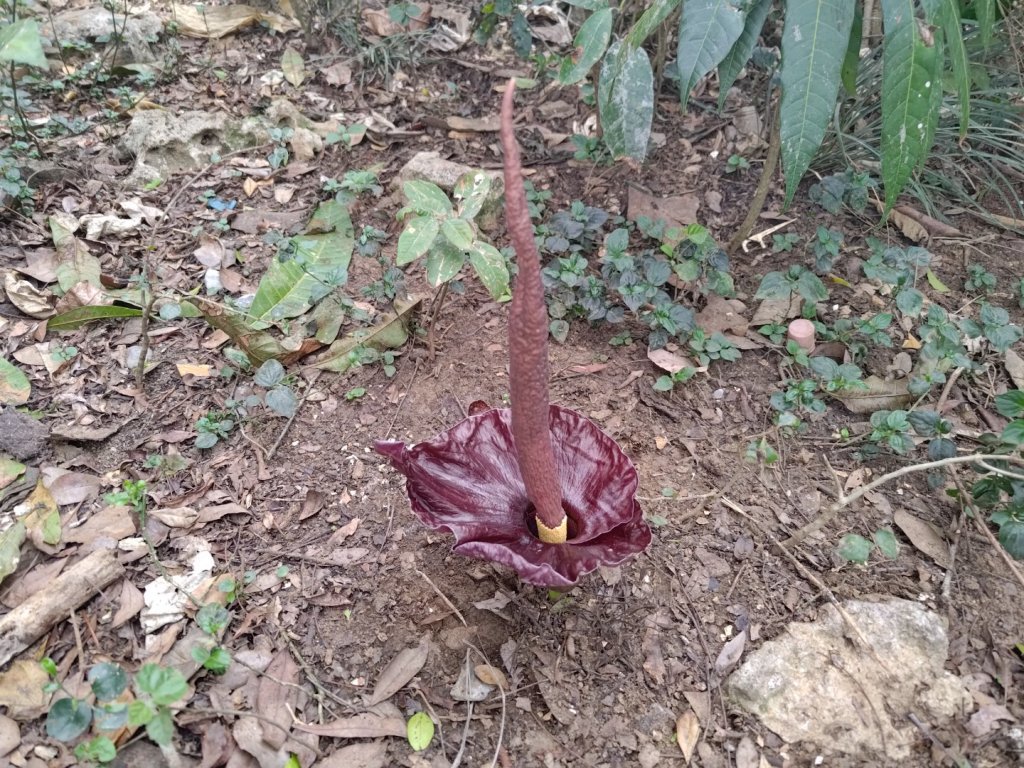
0 408 48 460
450 663 493 702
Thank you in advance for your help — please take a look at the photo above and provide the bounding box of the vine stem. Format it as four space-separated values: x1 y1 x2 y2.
782 452 1024 549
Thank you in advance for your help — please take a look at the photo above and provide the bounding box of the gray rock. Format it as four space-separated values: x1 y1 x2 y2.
119 110 268 186
0 409 48 460
50 8 163 65
727 598 970 760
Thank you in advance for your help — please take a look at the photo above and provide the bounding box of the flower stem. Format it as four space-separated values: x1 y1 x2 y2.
501 79 566 544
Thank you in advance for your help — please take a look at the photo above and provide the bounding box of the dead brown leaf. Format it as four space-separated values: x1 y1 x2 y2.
648 347 697 375
714 631 746 675
327 517 361 546
695 295 748 335
111 577 145 628
256 649 300 749
893 509 951 568
834 375 913 414
367 636 429 706
474 664 508 690
1 557 66 608
676 710 700 764
294 703 407 738
319 742 388 768
627 185 700 232
0 659 48 719
63 505 135 546
41 467 101 505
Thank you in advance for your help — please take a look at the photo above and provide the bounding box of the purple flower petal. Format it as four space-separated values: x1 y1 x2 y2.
375 406 650 588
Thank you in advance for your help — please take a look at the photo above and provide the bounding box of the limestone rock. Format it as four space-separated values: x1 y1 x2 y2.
727 598 970 760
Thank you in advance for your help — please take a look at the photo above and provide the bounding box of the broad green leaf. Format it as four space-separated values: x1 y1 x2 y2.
627 0 682 48
89 663 128 702
872 528 900 559
454 171 492 221
0 358 30 405
145 708 175 746
717 0 773 111
837 533 873 564
0 521 25 586
46 698 93 742
779 0 856 205
677 0 747 110
135 663 188 706
281 46 305 86
1001 419 1024 446
407 711 434 751
397 216 439 265
442 218 475 251
249 203 353 327
598 41 654 160
468 242 510 301
424 239 464 287
48 305 145 331
559 8 613 85
840 2 863 96
0 19 47 68
921 0 969 137
880 0 943 213
995 390 1024 419
999 520 1024 560
563 0 609 9
265 386 298 417
403 180 452 215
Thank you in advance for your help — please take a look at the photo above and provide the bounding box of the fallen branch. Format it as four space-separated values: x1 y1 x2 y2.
0 549 124 667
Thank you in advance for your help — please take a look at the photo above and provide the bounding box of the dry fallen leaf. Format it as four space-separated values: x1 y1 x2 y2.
318 741 388 768
257 649 300 749
834 375 913 414
893 509 951 568
676 710 700 764
294 703 407 738
648 347 697 375
368 636 430 706
714 631 746 675
474 664 508 690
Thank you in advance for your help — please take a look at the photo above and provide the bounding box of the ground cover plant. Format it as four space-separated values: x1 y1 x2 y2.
0 0 1023 766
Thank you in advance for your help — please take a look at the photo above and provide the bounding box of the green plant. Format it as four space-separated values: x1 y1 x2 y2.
396 173 510 301
755 264 829 307
324 168 383 204
266 127 292 169
653 365 696 393
325 122 367 147
688 328 740 367
964 263 996 294
42 657 190 763
811 226 844 274
725 153 750 173
770 379 825 429
252 359 298 417
757 321 787 345
345 386 366 401
808 170 876 214
191 603 232 674
960 302 1023 353
862 240 931 318
195 411 236 449
837 528 900 564
807 356 867 394
771 232 801 252
571 133 612 164
744 436 780 466
820 313 893 361
104 479 147 515
867 409 914 455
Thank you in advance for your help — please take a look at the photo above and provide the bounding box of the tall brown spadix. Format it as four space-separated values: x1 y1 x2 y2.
500 80 567 545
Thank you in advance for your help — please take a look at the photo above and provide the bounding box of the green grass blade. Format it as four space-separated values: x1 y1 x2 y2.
841 2 864 97
676 0 748 110
880 0 943 213
779 0 857 205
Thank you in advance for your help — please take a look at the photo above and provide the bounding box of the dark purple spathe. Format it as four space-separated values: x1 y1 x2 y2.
375 406 650 588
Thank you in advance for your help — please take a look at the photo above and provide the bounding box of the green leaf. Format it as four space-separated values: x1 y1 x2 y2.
717 0 773 111
598 41 654 160
46 698 93 741
872 528 900 559
0 522 25 587
266 386 298 417
135 663 189 707
627 0 683 48
47 305 145 331
995 391 1024 419
925 268 949 292
0 19 48 68
558 7 613 85
442 218 475 251
468 242 510 301
146 708 175 746
89 663 128 702
253 359 285 388
127 700 154 726
779 0 857 205
397 216 440 266
407 711 434 751
676 0 747 111
998 520 1024 560
1001 420 1024 446
0 358 30 406
837 533 873 564
840 2 863 96
653 375 675 391
880 0 943 213
424 239 465 287
453 171 492 221
921 0 969 137
754 271 790 300
403 180 452 215
976 0 994 48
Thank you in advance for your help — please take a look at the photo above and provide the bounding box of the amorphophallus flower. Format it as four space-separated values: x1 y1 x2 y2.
375 80 651 588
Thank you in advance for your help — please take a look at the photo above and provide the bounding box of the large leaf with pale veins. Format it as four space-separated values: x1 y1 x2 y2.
880 0 943 212
676 0 747 110
717 0 772 111
779 0 856 205
598 41 654 161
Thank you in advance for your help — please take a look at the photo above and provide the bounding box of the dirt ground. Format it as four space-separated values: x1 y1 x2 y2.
2 7 1024 768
